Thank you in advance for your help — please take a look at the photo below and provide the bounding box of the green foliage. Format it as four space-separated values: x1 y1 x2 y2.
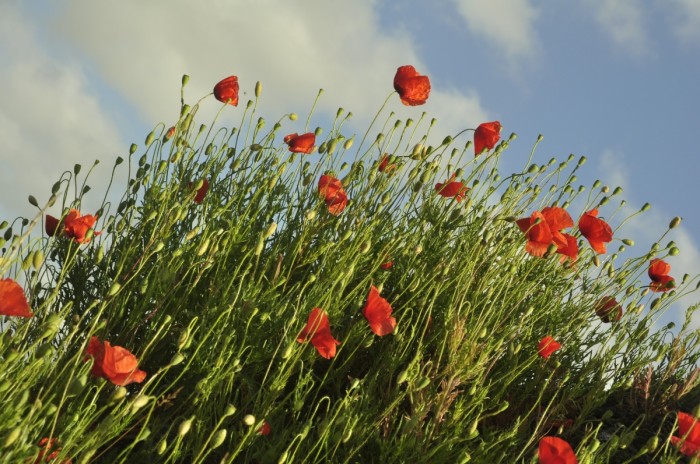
0 75 699 463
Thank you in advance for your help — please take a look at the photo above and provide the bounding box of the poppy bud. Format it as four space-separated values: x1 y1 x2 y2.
197 238 211 256
157 438 168 455
211 428 227 449
669 216 682 229
169 353 185 366
178 417 193 436
669 247 680 256
641 202 651 212
344 137 354 150
130 143 138 155
243 414 256 426
110 386 127 402
3 427 20 447
613 186 623 195
108 282 121 296
396 370 409 384
130 395 152 413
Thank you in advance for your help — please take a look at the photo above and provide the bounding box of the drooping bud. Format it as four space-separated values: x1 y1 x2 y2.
255 81 262 98
669 216 682 229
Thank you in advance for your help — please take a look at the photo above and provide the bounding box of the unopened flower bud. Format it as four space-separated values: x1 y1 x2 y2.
178 418 193 437
670 246 680 256
255 81 262 98
211 428 227 449
263 223 277 239
641 202 651 212
243 414 256 426
669 216 682 229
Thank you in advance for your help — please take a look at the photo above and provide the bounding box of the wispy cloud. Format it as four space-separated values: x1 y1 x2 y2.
666 0 700 44
585 0 652 58
0 3 122 220
451 0 540 68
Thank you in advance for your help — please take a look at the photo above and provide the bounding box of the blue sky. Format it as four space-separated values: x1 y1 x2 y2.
1 0 699 326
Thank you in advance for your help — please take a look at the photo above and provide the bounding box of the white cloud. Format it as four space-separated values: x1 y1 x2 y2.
0 3 122 222
585 0 652 57
0 0 493 224
666 0 700 43
452 0 540 67
51 0 489 140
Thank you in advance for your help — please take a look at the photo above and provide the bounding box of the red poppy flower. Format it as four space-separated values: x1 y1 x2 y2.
258 420 271 436
296 308 341 359
517 207 574 258
594 296 623 323
435 174 469 202
378 154 397 173
318 174 348 215
380 261 394 270
213 75 240 106
363 285 396 336
648 258 675 292
193 179 209 204
538 436 577 464
45 215 60 237
393 65 431 106
62 209 100 244
671 411 700 457
517 211 554 257
474 121 502 156
578 209 613 254
284 132 316 154
538 336 561 359
556 233 579 263
165 126 176 140
85 336 147 386
0 278 33 318
36 437 72 464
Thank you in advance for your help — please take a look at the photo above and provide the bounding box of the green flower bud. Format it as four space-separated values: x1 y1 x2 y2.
263 222 277 239
670 246 680 256
243 414 256 426
255 81 262 98
3 427 21 447
670 216 682 229
641 202 651 212
178 417 193 436
211 428 227 449
110 386 128 402
289 113 298 121
157 438 168 455
108 282 121 296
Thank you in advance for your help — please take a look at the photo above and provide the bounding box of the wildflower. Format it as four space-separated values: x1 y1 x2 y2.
517 207 575 260
258 420 271 436
318 174 348 215
474 121 502 156
284 132 316 154
380 261 394 270
193 179 209 204
578 209 613 254
538 336 561 359
363 285 396 336
45 214 60 237
538 436 577 464
393 65 431 106
671 411 700 457
594 296 623 323
556 233 579 263
35 437 73 464
435 174 469 202
378 154 397 173
165 126 176 140
648 258 675 292
63 210 100 244
213 75 239 106
0 278 33 317
297 308 341 359
85 336 147 386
